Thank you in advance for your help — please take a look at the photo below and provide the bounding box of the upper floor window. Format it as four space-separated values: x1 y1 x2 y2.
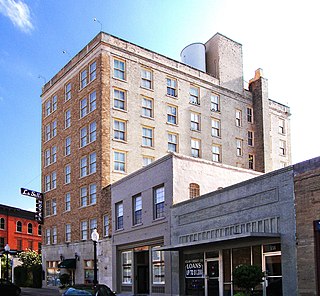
211 93 220 112
236 138 243 156
247 107 253 123
81 221 88 240
65 82 72 101
45 171 57 192
65 136 71 156
189 86 200 105
133 195 142 226
189 183 200 199
235 109 242 127
52 198 57 215
141 68 153 89
142 156 154 167
154 186 165 219
28 223 33 234
103 215 109 237
114 58 125 80
80 91 97 118
80 121 96 147
114 151 126 173
249 154 254 169
89 61 97 82
167 78 177 97
167 105 177 125
114 88 126 111
211 118 220 137
142 126 154 147
80 61 96 88
248 131 254 146
52 226 57 244
45 95 57 117
16 221 22 232
65 224 71 242
65 109 71 128
212 144 221 162
279 140 286 156
80 152 96 177
45 120 57 141
279 118 285 134
38 225 42 236
191 138 201 158
0 218 5 229
142 97 153 118
116 202 124 230
45 229 51 245
168 132 178 152
65 164 71 184
65 193 71 211
114 119 126 141
80 69 88 89
191 112 201 131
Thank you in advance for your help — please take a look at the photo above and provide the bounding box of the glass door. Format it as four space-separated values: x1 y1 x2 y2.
205 259 219 296
263 253 282 296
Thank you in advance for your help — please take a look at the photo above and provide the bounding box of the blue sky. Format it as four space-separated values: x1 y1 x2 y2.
0 0 319 211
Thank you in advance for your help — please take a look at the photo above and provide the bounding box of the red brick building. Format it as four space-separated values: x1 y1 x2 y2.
0 204 42 253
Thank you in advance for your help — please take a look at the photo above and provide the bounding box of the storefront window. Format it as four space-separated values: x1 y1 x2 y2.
184 253 204 295
122 251 132 284
232 247 251 270
84 260 94 284
152 247 165 284
46 261 60 286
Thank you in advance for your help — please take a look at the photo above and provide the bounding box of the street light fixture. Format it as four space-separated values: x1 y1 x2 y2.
4 244 10 282
91 228 99 286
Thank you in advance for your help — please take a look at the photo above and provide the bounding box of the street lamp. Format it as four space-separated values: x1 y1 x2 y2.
91 228 99 286
4 244 10 282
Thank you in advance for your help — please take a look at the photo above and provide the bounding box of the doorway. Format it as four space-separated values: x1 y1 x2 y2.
205 259 219 296
135 251 149 294
263 253 282 296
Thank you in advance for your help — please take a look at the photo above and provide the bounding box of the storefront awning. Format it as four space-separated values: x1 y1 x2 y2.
158 232 281 251
58 258 76 269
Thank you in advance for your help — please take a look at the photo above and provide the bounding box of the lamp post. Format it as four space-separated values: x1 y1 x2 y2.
91 228 99 286
4 244 10 282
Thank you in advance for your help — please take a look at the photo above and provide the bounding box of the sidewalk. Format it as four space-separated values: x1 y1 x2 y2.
21 286 60 296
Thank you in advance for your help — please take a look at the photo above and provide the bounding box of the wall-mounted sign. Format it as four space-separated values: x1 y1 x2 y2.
185 259 204 278
20 188 43 199
20 188 43 224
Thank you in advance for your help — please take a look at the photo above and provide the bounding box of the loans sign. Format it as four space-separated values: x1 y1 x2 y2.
185 259 204 278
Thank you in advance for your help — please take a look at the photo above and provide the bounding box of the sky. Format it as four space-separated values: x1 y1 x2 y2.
0 0 319 211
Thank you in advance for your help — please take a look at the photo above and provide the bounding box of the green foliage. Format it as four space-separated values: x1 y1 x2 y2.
17 249 42 268
233 264 264 295
234 293 247 296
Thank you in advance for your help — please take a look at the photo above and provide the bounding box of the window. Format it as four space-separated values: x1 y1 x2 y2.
236 138 243 156
65 224 71 242
52 120 57 137
52 95 57 111
236 109 242 126
45 200 51 217
189 183 200 199
45 172 57 192
249 154 254 169
133 195 142 225
52 171 57 189
114 58 125 80
142 127 153 147
191 112 200 131
280 140 286 156
167 77 177 97
191 138 200 158
81 221 88 240
89 122 97 142
80 122 96 147
38 225 42 236
65 136 71 156
52 226 57 244
28 240 33 250
65 165 71 184
45 149 50 166
17 239 22 251
65 109 71 128
80 91 96 118
167 105 177 125
80 98 88 118
211 118 220 137
89 184 97 205
52 198 57 215
248 131 254 146
51 146 57 163
141 97 153 118
122 251 132 284
45 100 51 116
65 193 71 211
80 152 96 177
116 202 124 230
211 93 220 112
16 221 22 232
141 68 152 89
84 260 95 284
168 133 178 152
89 61 97 82
152 247 165 284
279 118 285 134
154 186 165 219
114 119 126 141
0 218 4 229
46 229 51 245
27 223 33 234
212 144 221 162
102 215 109 238
247 107 253 123
114 88 126 111
65 82 71 101
45 175 51 192
89 91 97 112
45 120 57 141
80 187 88 207
80 69 88 89
142 156 154 166
189 86 200 105
114 151 126 172
90 218 97 235
45 95 58 116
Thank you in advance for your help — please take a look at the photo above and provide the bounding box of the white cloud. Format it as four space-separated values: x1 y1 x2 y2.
0 0 34 33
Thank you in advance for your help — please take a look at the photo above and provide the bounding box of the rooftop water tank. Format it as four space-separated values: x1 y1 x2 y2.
180 43 206 72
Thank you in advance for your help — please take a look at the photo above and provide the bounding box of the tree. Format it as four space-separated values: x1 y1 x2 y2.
17 249 41 268
232 264 264 296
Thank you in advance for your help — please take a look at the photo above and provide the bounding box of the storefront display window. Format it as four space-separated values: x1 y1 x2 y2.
122 251 132 284
84 260 94 284
46 261 60 286
152 247 165 284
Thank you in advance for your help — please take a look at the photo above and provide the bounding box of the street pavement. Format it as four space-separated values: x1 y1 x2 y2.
21 287 60 296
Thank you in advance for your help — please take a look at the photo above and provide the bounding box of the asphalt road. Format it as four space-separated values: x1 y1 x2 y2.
21 287 60 296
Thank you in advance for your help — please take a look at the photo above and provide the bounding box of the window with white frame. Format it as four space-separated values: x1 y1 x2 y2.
114 151 126 172
103 215 109 237
279 118 285 134
168 133 178 152
167 105 177 125
45 172 56 192
89 91 96 112
114 58 125 80
45 229 51 245
28 223 33 234
141 68 152 89
279 140 286 156
65 224 71 242
141 97 153 118
89 152 96 174
52 120 57 137
65 82 71 101
167 77 177 97
45 100 51 117
65 193 71 211
191 138 201 158
89 122 97 142
152 247 165 284
80 69 88 89
80 152 96 177
45 120 57 141
65 164 71 184
80 187 88 207
45 200 51 217
142 126 153 147
52 198 57 215
133 195 142 225
89 61 97 82
16 221 22 232
52 95 57 111
189 86 200 105
65 136 71 156
235 109 242 127
211 93 220 112
80 98 88 118
191 112 200 131
249 154 254 169
51 146 57 163
211 118 220 137
142 156 154 167
116 202 124 230
45 175 51 192
236 138 243 156
45 95 57 117
81 221 88 240
65 109 71 128
80 156 87 177
212 144 221 162
154 186 165 219
0 218 4 230
45 149 51 166
247 107 253 123
89 218 97 235
89 184 97 204
114 88 126 110
80 122 96 147
121 251 132 284
52 226 57 244
114 119 126 141
248 131 254 146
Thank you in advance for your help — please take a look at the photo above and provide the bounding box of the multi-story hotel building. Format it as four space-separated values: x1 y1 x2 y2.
40 32 291 287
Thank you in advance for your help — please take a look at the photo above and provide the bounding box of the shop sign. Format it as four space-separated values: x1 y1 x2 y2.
185 259 204 278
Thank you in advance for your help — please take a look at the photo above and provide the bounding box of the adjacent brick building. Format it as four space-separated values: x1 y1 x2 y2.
40 32 291 287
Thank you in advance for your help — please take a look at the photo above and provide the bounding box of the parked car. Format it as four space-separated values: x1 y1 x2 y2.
0 279 21 296
62 284 116 296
